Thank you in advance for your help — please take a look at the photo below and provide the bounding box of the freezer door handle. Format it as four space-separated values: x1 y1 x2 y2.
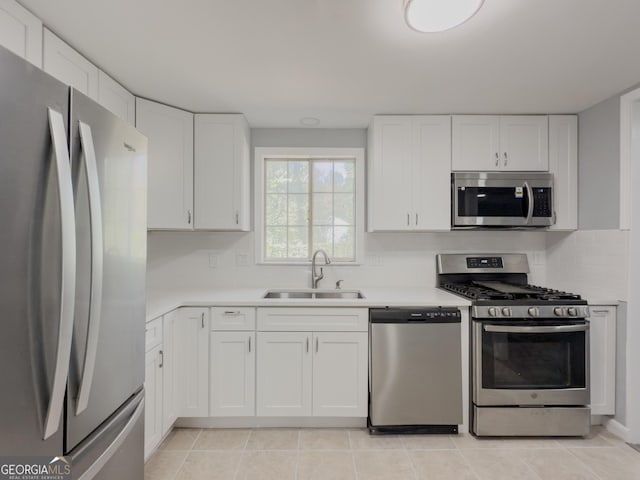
76 122 105 416
77 392 145 480
44 108 77 440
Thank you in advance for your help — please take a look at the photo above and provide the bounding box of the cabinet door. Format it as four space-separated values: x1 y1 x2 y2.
175 308 209 417
210 331 255 416
0 0 42 67
499 116 548 171
367 116 413 231
452 115 500 171
161 310 178 434
144 345 163 459
548 115 578 230
256 331 312 416
412 115 451 231
589 306 616 415
97 70 135 124
312 332 368 417
43 29 98 99
136 98 194 230
194 114 250 231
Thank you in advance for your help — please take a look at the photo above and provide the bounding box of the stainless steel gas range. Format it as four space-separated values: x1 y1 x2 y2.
437 253 590 437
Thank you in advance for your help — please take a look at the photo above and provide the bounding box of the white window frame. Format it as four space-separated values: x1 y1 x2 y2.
254 147 365 265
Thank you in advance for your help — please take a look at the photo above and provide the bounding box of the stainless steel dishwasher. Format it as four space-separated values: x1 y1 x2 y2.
369 307 462 434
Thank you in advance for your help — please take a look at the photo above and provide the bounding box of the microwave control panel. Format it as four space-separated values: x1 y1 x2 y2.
532 188 552 217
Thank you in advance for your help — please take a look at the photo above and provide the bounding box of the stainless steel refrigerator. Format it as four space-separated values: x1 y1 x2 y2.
0 45 147 479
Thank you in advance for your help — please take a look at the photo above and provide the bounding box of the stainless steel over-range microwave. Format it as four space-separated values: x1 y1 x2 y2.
452 172 555 228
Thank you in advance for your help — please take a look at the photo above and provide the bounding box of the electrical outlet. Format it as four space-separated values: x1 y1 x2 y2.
531 251 545 265
236 251 250 266
208 253 218 268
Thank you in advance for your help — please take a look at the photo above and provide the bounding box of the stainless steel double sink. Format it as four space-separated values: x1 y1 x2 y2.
262 289 364 299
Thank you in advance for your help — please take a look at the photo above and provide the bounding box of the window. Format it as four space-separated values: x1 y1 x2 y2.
255 147 364 264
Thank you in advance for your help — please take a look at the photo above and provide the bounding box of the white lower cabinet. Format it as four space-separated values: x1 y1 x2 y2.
257 331 313 416
175 308 209 417
312 332 368 417
589 305 616 415
144 343 163 459
210 331 255 416
161 310 178 434
256 308 368 418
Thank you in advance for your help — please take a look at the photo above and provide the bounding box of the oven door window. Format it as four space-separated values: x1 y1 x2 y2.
481 322 586 390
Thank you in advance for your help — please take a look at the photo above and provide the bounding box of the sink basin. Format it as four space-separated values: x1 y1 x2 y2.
262 289 364 299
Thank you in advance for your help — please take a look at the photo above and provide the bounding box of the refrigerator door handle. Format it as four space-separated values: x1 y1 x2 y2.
76 122 104 416
44 108 77 440
77 393 145 480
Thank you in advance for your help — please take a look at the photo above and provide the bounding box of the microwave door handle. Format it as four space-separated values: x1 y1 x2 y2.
524 181 534 224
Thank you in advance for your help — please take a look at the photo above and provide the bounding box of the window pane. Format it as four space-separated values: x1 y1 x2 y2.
334 160 355 193
288 161 309 193
288 227 308 259
312 193 333 225
334 193 354 226
312 226 333 256
312 161 333 193
266 194 287 226
333 226 354 260
266 227 287 259
265 161 288 193
288 194 309 226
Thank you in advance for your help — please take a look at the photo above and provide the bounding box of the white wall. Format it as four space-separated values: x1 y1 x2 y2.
147 230 547 295
578 97 621 229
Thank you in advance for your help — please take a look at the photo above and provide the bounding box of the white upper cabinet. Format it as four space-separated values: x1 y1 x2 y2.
97 70 135 124
368 115 451 232
452 115 548 171
194 114 250 231
548 115 578 231
43 28 98 100
136 98 194 230
0 0 42 67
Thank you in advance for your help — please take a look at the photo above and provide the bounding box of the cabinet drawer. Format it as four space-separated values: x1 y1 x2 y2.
211 307 256 330
257 308 368 332
145 317 163 352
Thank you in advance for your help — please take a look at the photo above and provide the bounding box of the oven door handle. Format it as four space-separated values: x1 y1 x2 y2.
483 324 588 334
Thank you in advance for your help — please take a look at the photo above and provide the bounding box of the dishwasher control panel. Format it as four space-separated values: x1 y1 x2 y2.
370 307 461 323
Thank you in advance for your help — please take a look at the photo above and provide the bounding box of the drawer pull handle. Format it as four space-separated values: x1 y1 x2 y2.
224 311 241 316
248 336 251 353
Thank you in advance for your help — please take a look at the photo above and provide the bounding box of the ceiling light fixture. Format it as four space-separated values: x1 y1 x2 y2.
404 0 484 33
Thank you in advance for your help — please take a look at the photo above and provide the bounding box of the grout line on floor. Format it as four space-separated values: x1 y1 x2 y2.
564 445 606 480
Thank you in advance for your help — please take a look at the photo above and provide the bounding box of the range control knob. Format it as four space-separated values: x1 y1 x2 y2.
554 307 565 317
502 307 512 317
567 307 578 317
488 307 498 317
528 307 539 317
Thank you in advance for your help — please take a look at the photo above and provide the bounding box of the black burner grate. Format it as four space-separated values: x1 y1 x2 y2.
440 281 582 302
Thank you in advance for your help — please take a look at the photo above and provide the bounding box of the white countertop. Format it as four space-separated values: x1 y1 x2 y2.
146 287 471 321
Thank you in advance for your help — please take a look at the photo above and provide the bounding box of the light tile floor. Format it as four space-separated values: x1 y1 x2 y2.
145 426 640 480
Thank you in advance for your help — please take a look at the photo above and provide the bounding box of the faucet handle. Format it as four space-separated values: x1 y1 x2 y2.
336 280 343 289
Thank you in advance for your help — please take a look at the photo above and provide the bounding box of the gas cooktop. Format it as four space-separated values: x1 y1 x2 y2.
436 253 589 318
439 280 584 304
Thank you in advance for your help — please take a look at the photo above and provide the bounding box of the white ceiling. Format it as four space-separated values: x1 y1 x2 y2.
20 0 640 128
